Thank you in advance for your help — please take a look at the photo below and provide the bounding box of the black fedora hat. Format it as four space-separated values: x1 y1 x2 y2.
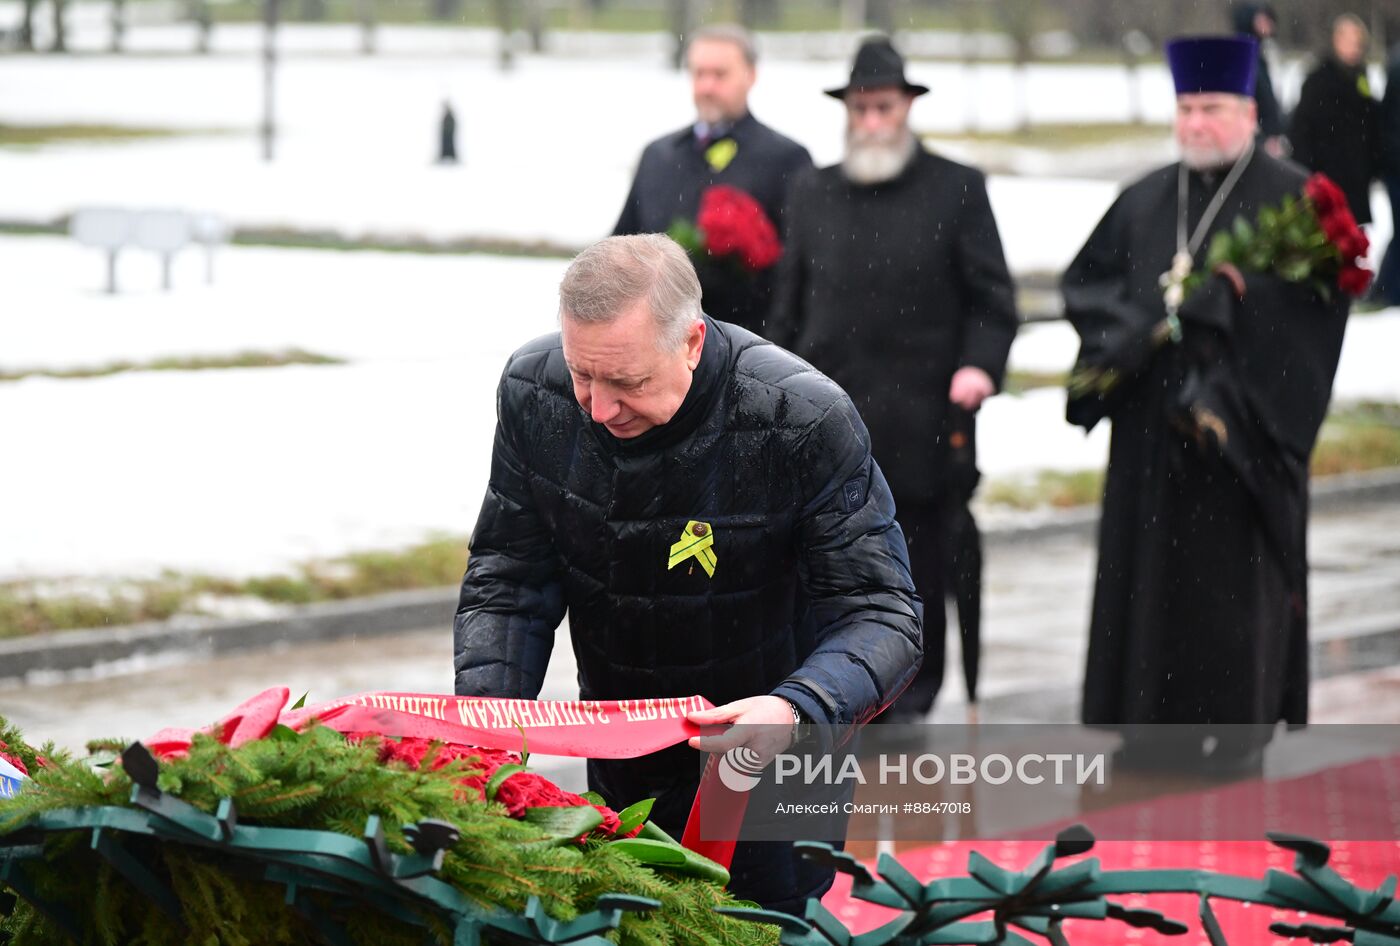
825 36 929 99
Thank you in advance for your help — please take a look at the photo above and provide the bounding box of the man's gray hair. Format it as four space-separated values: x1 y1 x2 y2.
558 234 703 350
687 23 758 67
1334 12 1368 36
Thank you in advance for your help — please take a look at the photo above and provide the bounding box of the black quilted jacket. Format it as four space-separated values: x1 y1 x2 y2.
452 317 922 907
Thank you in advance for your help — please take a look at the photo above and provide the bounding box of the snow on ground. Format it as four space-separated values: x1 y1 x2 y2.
4 361 498 579
5 234 1398 582
0 51 1158 274
1331 314 1400 402
2 43 1395 582
1010 307 1400 403
5 237 567 370
2 238 561 580
2 49 1392 273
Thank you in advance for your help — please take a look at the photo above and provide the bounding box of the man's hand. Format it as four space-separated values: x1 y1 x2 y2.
687 695 796 765
949 366 995 411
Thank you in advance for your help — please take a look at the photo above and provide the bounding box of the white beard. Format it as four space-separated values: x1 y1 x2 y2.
1180 139 1249 172
842 127 918 185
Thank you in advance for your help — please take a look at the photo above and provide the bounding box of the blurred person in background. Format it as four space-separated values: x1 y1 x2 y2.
437 101 459 164
1231 3 1287 156
1290 13 1380 224
1371 43 1400 304
613 24 811 337
769 37 1017 723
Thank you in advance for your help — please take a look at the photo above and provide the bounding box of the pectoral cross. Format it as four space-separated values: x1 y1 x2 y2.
1155 250 1192 344
1159 250 1193 313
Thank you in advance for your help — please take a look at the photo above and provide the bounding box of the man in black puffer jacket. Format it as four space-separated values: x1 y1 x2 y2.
454 233 923 914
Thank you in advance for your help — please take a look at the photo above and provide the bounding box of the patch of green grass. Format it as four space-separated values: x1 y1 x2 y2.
0 536 470 638
188 0 988 31
981 469 1105 510
0 221 578 260
0 349 345 383
0 582 188 639
1002 369 1066 394
0 124 200 148
923 122 1170 150
1312 402 1400 476
312 539 471 598
978 403 1400 511
232 227 578 259
0 221 61 238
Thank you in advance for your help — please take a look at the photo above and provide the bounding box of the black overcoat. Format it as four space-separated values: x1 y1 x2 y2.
1290 56 1380 223
769 148 1018 506
614 113 812 336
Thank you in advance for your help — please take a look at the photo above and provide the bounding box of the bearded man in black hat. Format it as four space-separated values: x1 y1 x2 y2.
614 24 812 337
1063 36 1352 762
769 36 1018 722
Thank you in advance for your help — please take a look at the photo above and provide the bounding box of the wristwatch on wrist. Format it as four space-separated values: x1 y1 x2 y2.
783 699 805 748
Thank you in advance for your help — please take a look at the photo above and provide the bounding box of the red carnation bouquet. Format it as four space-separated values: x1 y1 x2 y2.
1187 171 1372 300
366 735 638 839
0 741 27 778
668 184 782 271
0 736 48 778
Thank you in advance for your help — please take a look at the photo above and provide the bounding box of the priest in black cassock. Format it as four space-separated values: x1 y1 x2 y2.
1064 36 1351 762
770 37 1018 722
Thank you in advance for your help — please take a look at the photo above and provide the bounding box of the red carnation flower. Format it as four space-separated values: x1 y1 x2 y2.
360 734 518 782
696 185 782 271
1339 264 1373 297
493 772 623 835
0 739 27 778
361 735 629 838
1305 173 1346 217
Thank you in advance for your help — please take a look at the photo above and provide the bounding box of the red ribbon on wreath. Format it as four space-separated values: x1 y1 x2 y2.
145 688 746 868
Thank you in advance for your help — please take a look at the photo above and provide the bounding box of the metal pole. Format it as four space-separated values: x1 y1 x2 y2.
261 0 279 162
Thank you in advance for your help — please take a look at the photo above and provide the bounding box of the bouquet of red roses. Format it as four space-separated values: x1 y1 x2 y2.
668 184 782 271
1188 171 1372 300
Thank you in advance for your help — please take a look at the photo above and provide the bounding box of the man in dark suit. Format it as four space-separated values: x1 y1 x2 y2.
613 24 812 337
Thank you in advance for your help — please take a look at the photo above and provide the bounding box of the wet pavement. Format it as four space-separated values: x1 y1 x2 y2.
2 500 1399 795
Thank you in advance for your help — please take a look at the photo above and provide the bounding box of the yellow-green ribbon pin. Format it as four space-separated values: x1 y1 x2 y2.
705 139 738 172
668 520 717 578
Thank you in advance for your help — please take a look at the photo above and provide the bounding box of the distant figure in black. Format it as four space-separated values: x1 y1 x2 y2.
438 101 458 164
1373 44 1400 303
1290 13 1379 223
1231 3 1286 156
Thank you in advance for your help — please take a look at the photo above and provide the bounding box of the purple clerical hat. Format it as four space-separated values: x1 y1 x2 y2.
1165 35 1259 96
